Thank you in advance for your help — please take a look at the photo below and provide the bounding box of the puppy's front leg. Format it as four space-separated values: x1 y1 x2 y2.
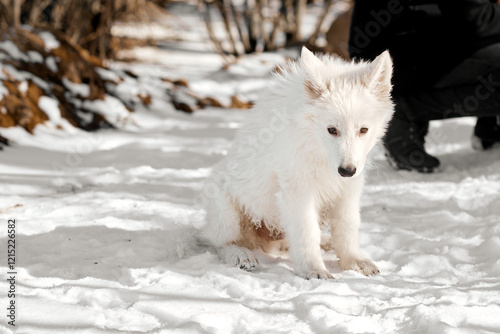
279 187 332 279
330 177 379 276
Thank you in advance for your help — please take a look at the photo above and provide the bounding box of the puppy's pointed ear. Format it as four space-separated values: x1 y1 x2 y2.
301 47 327 99
365 50 393 98
301 47 325 76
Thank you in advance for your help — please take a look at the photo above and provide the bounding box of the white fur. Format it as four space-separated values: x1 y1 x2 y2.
200 47 394 279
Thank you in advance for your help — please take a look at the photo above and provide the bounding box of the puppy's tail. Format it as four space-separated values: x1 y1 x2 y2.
164 226 200 260
164 225 214 261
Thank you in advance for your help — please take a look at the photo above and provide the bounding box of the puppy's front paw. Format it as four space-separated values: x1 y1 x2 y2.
220 245 259 271
298 269 333 280
230 250 259 271
339 257 380 276
236 254 259 271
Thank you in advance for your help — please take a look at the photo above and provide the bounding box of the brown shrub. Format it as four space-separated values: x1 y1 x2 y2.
0 27 140 133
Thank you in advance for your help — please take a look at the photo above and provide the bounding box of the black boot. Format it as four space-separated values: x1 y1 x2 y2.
383 117 440 173
473 116 500 150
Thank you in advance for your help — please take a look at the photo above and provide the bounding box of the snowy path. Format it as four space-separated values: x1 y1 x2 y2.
1 4 500 333
1 86 500 333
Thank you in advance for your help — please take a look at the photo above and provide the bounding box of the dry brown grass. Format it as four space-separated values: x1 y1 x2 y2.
0 0 169 59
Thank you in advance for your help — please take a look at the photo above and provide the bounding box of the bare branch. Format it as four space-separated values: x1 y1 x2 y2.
200 1 232 64
12 0 22 27
214 0 240 56
292 0 306 43
230 0 251 52
308 0 334 45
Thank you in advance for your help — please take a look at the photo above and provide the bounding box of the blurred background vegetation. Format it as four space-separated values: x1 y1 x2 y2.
0 0 351 146
0 0 352 60
0 0 169 59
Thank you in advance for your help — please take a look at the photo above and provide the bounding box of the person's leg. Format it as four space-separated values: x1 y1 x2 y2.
384 102 440 173
397 73 500 121
385 44 500 172
419 45 500 150
474 116 500 149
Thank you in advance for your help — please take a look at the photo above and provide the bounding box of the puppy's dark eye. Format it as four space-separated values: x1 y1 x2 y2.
327 127 338 136
360 127 368 135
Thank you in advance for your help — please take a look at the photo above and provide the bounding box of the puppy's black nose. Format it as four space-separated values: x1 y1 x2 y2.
338 165 356 177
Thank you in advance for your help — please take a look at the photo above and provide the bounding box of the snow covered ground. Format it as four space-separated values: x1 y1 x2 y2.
1 3 500 333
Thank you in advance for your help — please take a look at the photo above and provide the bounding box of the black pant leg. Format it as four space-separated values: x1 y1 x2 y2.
394 44 500 122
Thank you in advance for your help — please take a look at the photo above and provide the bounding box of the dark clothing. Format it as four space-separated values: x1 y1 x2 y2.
394 43 500 121
349 0 500 94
